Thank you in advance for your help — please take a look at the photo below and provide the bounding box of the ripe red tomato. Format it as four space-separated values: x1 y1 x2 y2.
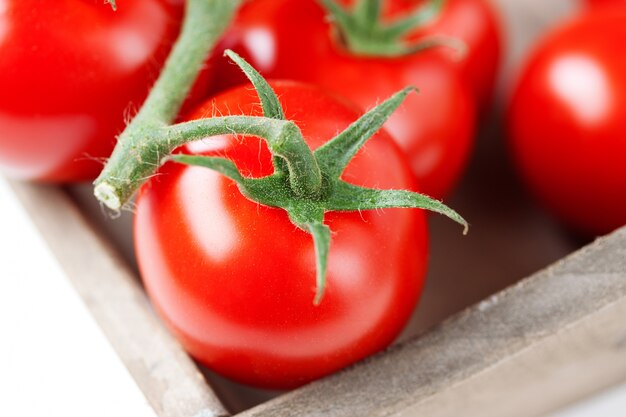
507 7 626 235
211 0 476 198
134 82 428 389
0 0 180 181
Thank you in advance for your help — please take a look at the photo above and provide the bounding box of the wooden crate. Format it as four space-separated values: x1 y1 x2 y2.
7 0 626 415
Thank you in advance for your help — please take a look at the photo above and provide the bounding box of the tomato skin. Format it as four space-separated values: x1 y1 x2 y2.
417 0 501 110
507 8 626 236
211 0 476 199
134 82 428 389
584 0 623 7
0 0 180 181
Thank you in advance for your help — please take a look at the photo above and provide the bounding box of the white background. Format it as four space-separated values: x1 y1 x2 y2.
0 176 156 417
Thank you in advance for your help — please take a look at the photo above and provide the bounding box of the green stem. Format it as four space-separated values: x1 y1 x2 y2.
94 114 321 209
166 118 322 198
136 0 240 125
94 0 241 209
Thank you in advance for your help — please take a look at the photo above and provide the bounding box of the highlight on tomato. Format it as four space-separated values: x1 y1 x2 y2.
133 51 467 389
210 0 488 199
507 6 626 236
0 0 181 181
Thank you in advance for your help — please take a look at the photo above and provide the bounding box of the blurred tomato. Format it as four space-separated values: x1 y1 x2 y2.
0 0 180 181
507 7 626 235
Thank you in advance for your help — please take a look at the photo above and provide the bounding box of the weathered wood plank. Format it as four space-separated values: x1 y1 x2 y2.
239 227 626 417
8 180 229 417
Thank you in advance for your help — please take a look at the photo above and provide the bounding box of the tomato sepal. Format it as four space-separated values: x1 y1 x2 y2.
320 0 465 57
166 51 467 303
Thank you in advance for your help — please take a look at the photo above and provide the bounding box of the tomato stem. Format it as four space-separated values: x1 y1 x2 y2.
95 114 312 209
94 0 241 209
319 0 463 57
168 117 323 198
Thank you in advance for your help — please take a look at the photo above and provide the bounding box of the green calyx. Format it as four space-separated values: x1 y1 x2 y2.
320 0 465 57
167 50 468 305
106 0 117 11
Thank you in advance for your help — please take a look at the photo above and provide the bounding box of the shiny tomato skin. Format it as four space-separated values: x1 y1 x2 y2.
0 0 180 181
134 82 428 389
507 8 626 235
211 0 476 199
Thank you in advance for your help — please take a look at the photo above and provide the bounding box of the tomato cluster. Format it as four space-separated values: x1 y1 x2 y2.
134 0 497 388
6 0 625 395
0 1 498 388
136 0 496 389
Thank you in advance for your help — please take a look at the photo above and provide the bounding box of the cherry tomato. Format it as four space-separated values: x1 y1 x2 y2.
507 7 626 235
211 0 476 198
134 82 428 389
0 0 180 181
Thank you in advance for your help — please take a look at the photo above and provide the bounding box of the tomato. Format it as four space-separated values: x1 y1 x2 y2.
583 0 623 7
0 0 180 181
134 81 428 389
211 0 477 199
507 7 626 236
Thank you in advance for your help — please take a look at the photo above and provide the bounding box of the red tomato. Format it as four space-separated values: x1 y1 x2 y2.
0 0 180 181
134 82 428 389
211 0 476 198
583 0 623 7
507 7 626 235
